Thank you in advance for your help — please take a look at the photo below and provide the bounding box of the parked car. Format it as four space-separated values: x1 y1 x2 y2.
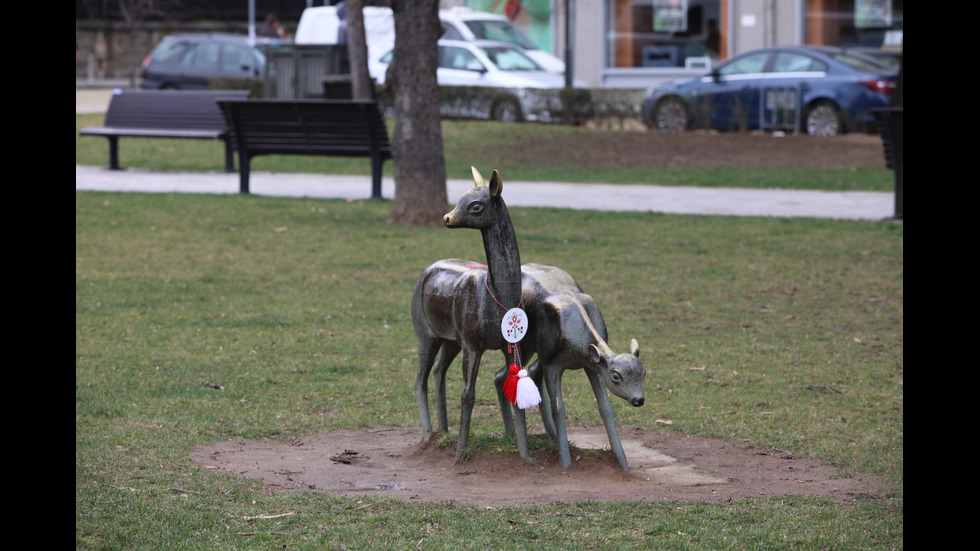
370 39 581 122
294 5 395 63
641 45 897 136
295 5 565 75
439 7 565 74
140 32 284 90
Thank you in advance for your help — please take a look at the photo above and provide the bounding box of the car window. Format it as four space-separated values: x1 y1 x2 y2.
831 52 891 72
464 20 536 50
440 23 465 40
771 53 826 73
150 40 188 63
189 42 220 70
221 43 254 72
717 52 768 76
479 46 540 71
441 46 483 71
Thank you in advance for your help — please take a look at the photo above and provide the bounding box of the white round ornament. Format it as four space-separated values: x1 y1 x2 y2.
501 307 528 343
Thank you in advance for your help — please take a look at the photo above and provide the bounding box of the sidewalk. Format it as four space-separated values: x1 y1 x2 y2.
74 165 896 221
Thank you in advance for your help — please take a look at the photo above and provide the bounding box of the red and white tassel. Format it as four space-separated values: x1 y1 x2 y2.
504 365 541 409
503 364 520 404
514 369 541 409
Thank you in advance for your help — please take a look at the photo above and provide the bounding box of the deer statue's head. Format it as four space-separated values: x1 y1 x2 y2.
444 167 504 230
589 339 646 407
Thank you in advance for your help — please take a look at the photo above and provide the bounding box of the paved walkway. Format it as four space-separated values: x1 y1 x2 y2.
76 86 897 221
75 165 895 220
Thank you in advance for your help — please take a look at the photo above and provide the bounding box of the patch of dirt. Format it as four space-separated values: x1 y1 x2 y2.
508 127 887 171
192 425 882 506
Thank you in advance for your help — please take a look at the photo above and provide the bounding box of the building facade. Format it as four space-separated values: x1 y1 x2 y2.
77 1 903 89
465 0 902 89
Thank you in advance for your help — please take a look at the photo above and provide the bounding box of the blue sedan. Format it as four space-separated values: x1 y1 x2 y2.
641 45 897 136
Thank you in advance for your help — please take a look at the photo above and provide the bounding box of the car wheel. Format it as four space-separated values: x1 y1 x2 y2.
804 101 843 137
491 98 523 122
654 97 689 133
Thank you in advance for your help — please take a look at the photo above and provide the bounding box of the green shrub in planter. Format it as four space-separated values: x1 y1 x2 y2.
209 77 265 98
373 83 640 127
559 87 593 125
588 88 645 128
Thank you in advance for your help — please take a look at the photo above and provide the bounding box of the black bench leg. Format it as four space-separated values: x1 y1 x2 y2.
223 140 235 173
239 155 251 194
370 155 383 200
108 136 120 170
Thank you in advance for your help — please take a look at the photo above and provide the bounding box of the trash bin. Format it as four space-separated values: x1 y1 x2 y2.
322 75 353 100
872 107 903 220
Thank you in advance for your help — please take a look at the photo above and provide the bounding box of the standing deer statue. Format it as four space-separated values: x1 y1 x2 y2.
499 263 647 472
411 167 525 459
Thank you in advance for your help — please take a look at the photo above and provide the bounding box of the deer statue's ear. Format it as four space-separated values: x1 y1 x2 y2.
489 169 503 198
589 344 605 367
630 338 640 358
471 166 486 188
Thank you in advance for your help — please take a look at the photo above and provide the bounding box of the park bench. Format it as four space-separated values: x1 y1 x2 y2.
217 99 392 199
79 89 251 172
872 107 903 220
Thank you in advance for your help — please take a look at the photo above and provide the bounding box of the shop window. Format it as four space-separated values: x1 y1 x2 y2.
606 0 722 69
805 0 903 48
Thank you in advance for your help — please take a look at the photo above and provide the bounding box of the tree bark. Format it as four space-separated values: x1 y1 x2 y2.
345 0 373 101
386 0 448 226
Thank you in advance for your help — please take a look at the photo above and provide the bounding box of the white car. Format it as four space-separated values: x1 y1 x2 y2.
370 39 580 122
438 7 565 74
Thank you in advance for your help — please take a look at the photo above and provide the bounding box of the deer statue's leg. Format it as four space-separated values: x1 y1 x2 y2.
414 336 442 439
542 364 572 468
512 403 528 458
456 350 483 458
493 359 515 437
586 370 629 472
527 360 557 441
433 341 461 433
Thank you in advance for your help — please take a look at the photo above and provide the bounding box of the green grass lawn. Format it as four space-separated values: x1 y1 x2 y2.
76 113 894 191
76 190 902 549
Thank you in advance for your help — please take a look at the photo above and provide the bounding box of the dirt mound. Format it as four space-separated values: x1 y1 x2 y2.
192 425 881 506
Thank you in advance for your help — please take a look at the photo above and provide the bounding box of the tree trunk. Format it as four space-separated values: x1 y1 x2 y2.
345 0 373 101
386 0 447 227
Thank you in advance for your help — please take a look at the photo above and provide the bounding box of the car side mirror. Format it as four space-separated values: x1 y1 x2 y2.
465 61 487 73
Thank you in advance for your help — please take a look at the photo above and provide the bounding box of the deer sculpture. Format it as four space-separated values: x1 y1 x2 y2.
411 167 525 459
497 263 647 472
422 260 648 471
412 168 646 470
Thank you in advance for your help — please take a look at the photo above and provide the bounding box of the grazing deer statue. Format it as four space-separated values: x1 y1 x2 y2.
499 263 647 472
412 167 525 459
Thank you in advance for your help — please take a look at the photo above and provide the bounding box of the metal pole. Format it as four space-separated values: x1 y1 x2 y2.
564 0 574 87
248 0 256 47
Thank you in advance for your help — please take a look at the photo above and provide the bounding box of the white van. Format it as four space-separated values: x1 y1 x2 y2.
295 5 564 74
294 5 396 63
